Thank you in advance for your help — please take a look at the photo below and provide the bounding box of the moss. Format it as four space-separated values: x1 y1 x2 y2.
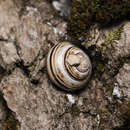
2 113 19 130
102 25 124 46
96 63 104 72
99 108 110 120
70 105 80 118
119 100 130 122
98 108 111 129
67 0 130 40
67 0 91 39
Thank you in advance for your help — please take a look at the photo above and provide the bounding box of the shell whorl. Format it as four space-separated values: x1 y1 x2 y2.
47 42 92 91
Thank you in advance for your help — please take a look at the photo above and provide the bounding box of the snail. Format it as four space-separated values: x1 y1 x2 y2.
47 42 92 91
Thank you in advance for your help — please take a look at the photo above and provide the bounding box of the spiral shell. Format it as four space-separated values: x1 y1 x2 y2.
47 42 92 91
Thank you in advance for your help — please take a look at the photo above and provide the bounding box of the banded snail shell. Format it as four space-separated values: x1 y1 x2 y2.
47 42 92 91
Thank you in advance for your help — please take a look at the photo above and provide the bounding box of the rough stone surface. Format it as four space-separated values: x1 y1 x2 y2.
0 0 20 40
0 0 130 130
0 41 20 70
0 0 20 70
114 63 130 99
0 68 99 130
15 7 42 66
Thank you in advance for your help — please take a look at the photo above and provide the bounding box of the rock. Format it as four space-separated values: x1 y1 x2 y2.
83 22 130 61
0 0 130 130
115 63 130 100
113 87 121 98
0 68 99 130
0 0 20 40
29 0 54 22
0 0 20 70
66 94 75 104
0 41 20 70
112 22 130 58
15 7 43 66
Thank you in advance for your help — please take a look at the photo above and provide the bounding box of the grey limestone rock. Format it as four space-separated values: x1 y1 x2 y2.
0 0 130 130
0 68 98 130
0 0 20 70
114 63 130 99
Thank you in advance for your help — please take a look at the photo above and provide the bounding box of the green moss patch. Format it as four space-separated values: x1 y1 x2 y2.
67 0 130 40
70 105 80 118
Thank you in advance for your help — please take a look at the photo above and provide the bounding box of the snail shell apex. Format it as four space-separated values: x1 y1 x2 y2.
47 42 92 91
